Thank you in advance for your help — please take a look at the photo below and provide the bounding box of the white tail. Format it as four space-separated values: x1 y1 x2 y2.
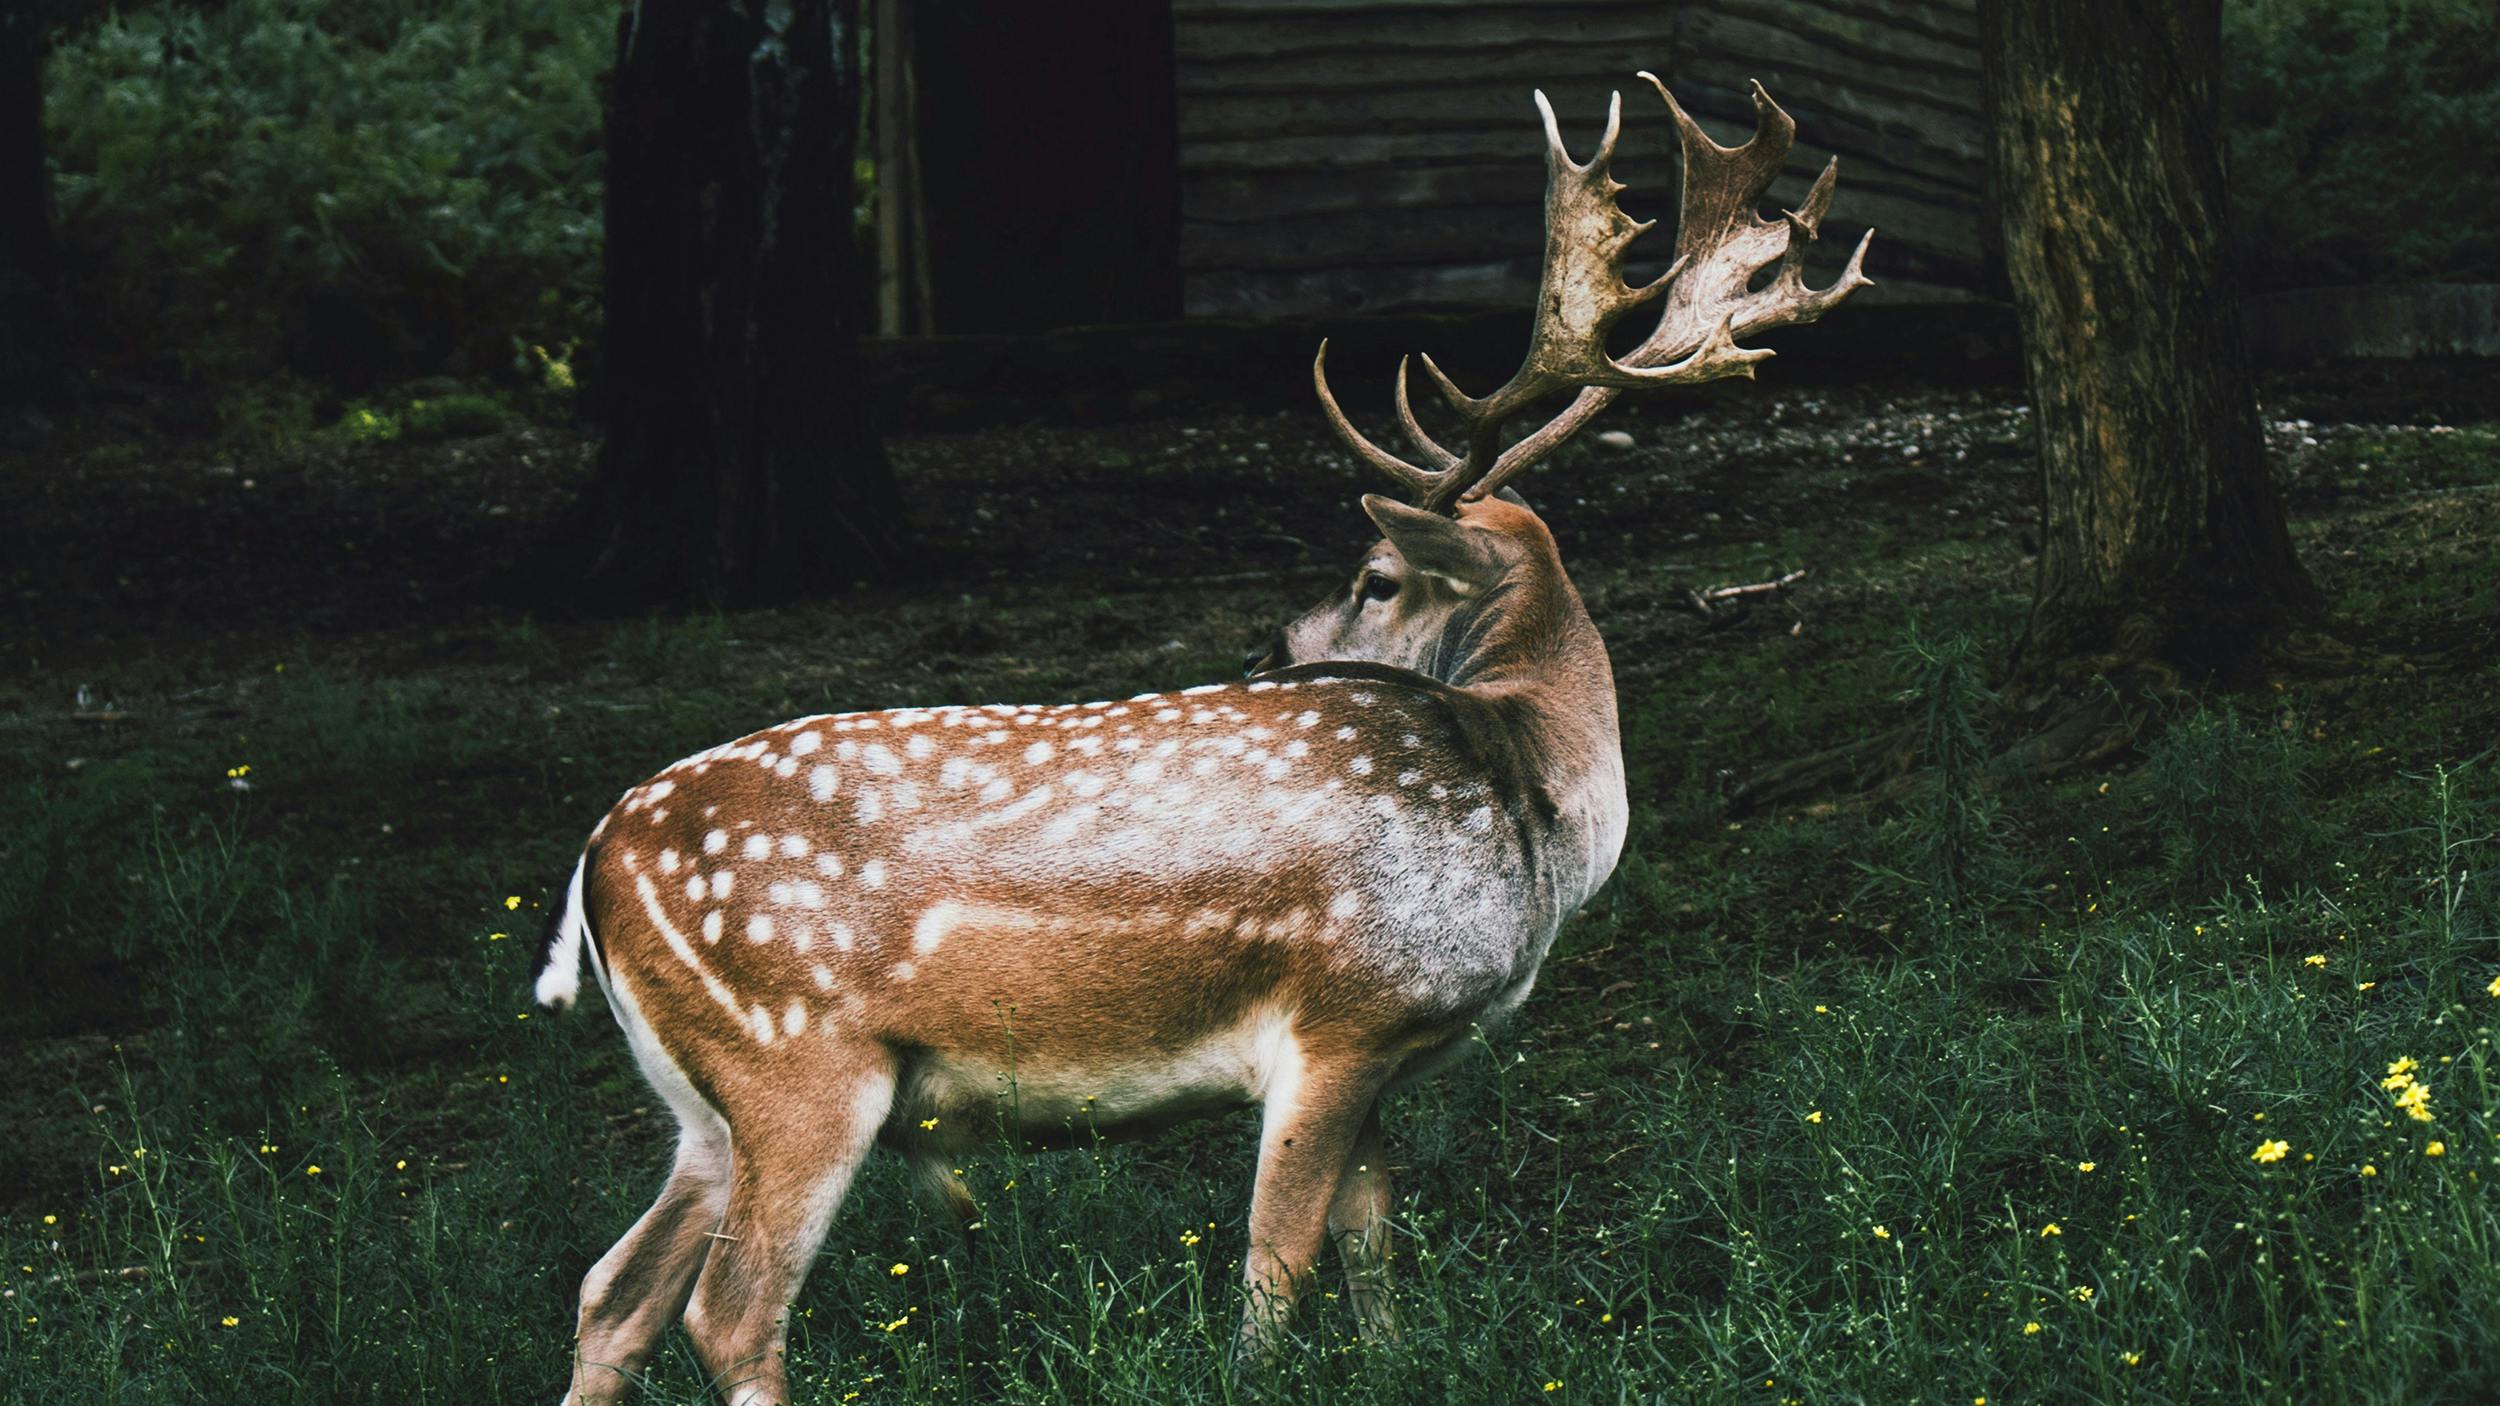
533 857 592 1011
550 77 1868 1406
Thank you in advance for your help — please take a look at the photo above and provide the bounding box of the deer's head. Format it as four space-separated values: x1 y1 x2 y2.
1249 75 1872 687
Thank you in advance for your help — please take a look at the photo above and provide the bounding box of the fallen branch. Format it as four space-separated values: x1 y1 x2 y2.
1677 567 1808 620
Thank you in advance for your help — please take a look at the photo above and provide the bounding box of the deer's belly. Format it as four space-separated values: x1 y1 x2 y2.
893 1008 1295 1143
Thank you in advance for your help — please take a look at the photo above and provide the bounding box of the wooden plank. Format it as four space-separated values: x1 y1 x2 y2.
1176 0 1661 14
1182 260 1976 319
1177 4 1673 62
1175 39 1692 95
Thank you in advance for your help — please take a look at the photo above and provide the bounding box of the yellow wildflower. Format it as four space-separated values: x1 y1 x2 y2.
1543 1385 1561 1394
2388 1056 2420 1078
2426 1141 2447 1157
1871 1225 1891 1240
2303 954 2327 968
504 895 522 911
1807 1110 1824 1124
41 1215 55 1226
306 1165 323 1176
2122 1351 2142 1366
2023 1321 2042 1336
919 1117 940 1131
220 1315 239 1328
2251 1140 2290 1164
2360 1164 2378 1177
2395 1081 2435 1122
889 1263 909 1277
2077 1161 2096 1173
2071 1285 2094 1303
2039 1223 2062 1237
2487 973 2500 998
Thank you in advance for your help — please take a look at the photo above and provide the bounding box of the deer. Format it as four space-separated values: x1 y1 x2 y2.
532 73 1870 1406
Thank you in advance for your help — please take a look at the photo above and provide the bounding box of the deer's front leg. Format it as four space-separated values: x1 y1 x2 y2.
1328 1105 1397 1342
1237 1058 1384 1365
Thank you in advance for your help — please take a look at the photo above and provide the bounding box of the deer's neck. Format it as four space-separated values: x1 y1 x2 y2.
1441 570 1628 907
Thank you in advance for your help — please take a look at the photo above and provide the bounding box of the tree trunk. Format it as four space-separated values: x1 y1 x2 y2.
1980 0 2319 693
0 9 60 407
585 0 901 604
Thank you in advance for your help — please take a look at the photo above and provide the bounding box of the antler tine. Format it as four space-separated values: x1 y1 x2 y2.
1312 340 1444 498
1392 356 1463 471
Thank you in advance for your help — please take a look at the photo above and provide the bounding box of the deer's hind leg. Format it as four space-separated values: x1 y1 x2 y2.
567 1121 733 1405
683 1042 897 1406
1328 1104 1397 1342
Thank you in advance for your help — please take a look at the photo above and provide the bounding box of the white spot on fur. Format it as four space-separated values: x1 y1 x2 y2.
1024 741 1054 765
860 860 887 889
683 874 704 903
782 1001 808 1037
710 871 734 901
863 744 902 777
809 765 839 802
701 909 723 943
980 778 1013 803
1464 805 1494 833
913 902 958 955
812 964 834 990
790 731 821 755
659 848 680 874
906 735 935 760
743 833 771 861
1335 726 1357 741
1348 755 1373 776
890 961 917 981
1329 892 1360 920
855 788 886 824
830 922 856 952
747 913 775 943
815 852 844 880
780 834 810 858
703 829 728 854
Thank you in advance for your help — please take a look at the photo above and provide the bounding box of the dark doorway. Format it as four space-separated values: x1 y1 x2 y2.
903 0 1181 334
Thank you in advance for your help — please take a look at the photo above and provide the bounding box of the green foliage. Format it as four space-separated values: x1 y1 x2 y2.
2225 0 2500 289
44 0 611 386
2141 699 2318 897
1891 621 2004 912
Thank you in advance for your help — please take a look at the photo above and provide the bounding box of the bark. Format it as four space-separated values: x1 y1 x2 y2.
1980 0 2319 693
584 0 901 604
0 8 60 406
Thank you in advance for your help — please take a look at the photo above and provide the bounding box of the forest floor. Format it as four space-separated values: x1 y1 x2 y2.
1 363 2497 1403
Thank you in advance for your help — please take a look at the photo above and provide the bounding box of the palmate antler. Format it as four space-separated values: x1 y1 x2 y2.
1315 76 1874 511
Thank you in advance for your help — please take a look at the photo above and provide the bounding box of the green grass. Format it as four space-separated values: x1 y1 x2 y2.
5 415 2498 1402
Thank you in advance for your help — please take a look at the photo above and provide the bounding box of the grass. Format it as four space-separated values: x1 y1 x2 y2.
3 389 2497 1402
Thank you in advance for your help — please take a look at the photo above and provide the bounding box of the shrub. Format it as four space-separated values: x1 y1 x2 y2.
2225 0 2500 290
44 0 612 388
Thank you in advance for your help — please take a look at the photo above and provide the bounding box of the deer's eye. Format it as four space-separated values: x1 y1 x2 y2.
1360 573 1401 604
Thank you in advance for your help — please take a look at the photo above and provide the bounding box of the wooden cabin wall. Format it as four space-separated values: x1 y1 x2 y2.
1172 0 1987 320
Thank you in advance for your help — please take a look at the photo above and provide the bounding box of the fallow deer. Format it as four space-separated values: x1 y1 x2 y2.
535 74 1869 1405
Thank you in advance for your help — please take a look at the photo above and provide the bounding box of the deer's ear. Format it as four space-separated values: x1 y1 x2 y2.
1362 495 1505 587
